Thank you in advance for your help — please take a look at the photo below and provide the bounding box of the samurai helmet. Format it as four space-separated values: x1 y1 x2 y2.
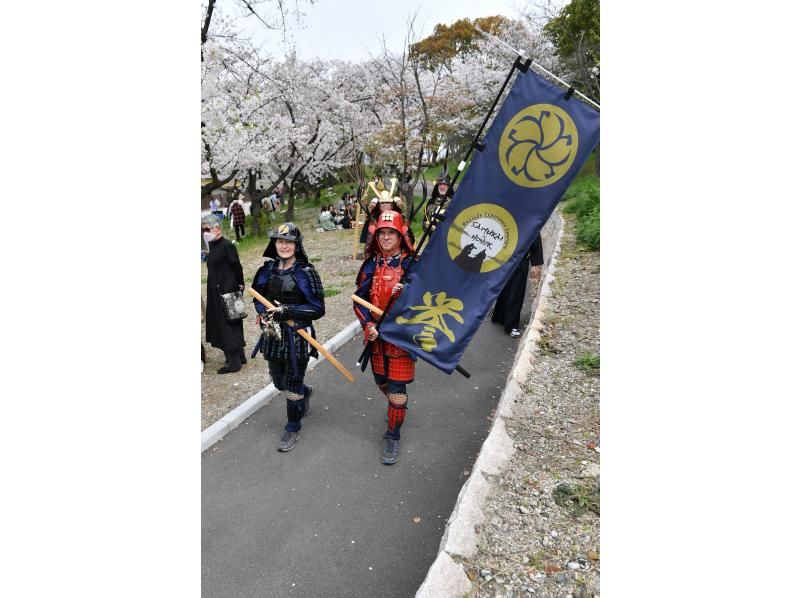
263 222 309 264
371 189 405 216
366 210 413 255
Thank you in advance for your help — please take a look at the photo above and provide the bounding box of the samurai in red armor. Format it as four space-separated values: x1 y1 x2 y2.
353 210 416 465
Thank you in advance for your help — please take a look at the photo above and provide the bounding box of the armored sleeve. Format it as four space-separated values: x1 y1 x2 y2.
354 259 376 328
287 266 325 321
251 262 272 314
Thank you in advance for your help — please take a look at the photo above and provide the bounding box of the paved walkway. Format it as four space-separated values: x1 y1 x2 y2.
202 300 532 597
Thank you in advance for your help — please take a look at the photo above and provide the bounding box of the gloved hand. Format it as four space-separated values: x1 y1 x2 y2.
268 305 290 322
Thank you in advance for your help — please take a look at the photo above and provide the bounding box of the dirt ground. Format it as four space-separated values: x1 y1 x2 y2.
463 214 601 597
201 218 364 430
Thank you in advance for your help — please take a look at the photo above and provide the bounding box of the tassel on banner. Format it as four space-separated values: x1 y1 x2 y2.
564 86 575 101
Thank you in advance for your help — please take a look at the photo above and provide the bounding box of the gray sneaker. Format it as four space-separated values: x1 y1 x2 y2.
277 431 300 452
382 438 400 465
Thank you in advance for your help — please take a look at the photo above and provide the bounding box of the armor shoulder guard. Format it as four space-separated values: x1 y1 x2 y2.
300 264 325 301
356 257 376 286
253 259 277 287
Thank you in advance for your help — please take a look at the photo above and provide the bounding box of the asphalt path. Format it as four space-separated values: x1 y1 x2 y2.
202 297 532 598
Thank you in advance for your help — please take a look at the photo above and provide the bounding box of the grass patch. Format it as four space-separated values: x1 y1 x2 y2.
561 175 599 251
527 550 546 570
575 351 600 371
552 481 600 516
324 288 341 297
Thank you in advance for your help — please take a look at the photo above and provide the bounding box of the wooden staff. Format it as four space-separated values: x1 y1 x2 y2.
351 294 383 317
247 287 354 383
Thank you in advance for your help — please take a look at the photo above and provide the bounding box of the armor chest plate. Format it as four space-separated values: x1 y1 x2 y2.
265 270 304 305
369 259 403 311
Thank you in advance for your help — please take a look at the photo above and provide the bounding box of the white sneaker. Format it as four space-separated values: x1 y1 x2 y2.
510 329 521 338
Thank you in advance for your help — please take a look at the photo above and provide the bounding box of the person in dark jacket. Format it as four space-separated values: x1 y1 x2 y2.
252 223 326 452
423 174 455 235
229 196 246 242
492 233 544 338
203 216 247 373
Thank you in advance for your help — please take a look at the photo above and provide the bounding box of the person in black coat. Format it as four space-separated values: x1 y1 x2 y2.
423 174 455 235
203 216 247 373
492 233 544 338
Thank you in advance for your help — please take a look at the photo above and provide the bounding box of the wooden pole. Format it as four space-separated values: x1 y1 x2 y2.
351 294 383 317
246 287 355 382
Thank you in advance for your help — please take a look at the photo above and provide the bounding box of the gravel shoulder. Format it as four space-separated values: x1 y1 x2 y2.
462 213 601 597
201 219 362 430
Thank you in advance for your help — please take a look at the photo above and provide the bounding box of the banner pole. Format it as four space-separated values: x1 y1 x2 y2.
475 26 600 110
353 56 525 377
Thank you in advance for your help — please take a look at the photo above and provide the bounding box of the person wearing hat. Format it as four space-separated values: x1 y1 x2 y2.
423 174 455 235
353 211 417 465
251 223 326 452
364 191 414 255
202 215 248 374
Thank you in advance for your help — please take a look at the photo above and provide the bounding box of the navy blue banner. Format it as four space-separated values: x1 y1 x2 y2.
379 67 600 373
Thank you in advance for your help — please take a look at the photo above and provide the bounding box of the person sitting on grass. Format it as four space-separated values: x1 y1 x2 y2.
318 206 337 231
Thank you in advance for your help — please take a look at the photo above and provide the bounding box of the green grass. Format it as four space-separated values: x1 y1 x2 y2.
527 550 546 570
421 157 474 183
408 195 425 241
324 288 341 297
552 481 600 516
575 351 600 371
561 174 599 251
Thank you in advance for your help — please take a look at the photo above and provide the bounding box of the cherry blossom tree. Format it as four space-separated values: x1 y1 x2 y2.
200 1 577 218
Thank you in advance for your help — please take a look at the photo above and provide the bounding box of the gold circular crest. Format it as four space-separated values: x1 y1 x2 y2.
446 203 518 273
498 103 578 188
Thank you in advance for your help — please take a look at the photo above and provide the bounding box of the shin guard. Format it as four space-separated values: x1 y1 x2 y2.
286 391 305 432
385 393 407 439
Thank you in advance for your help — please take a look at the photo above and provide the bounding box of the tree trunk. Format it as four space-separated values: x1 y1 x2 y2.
286 182 295 222
201 169 237 203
